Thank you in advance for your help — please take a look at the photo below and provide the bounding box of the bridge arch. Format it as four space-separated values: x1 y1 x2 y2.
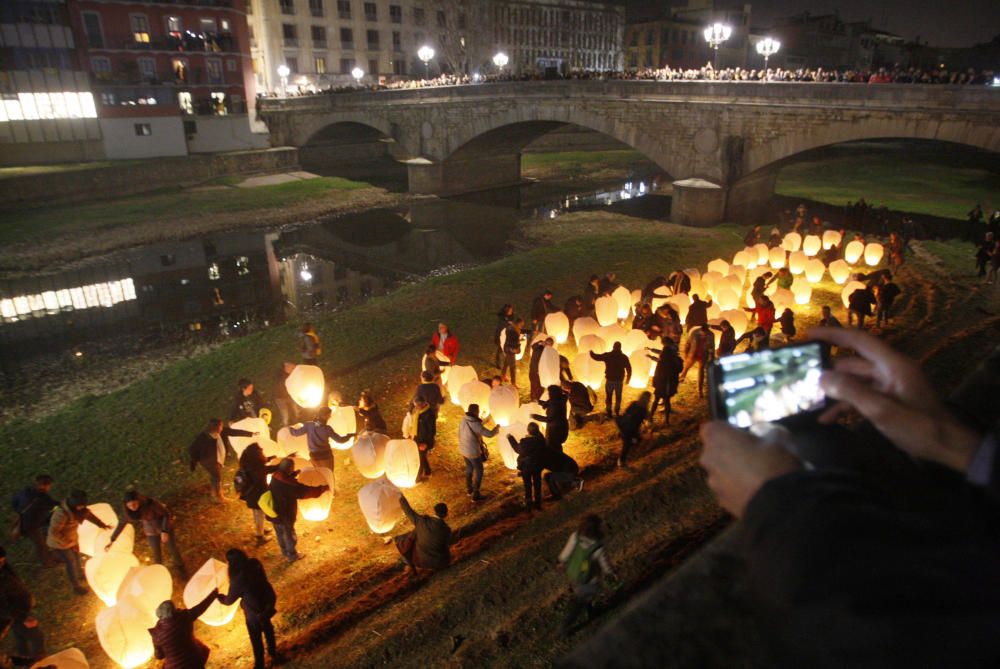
299 119 413 186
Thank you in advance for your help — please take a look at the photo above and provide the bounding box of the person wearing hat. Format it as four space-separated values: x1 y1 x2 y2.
267 458 329 562
108 491 186 577
46 490 108 595
457 404 498 501
0 545 45 662
149 592 218 669
218 549 280 669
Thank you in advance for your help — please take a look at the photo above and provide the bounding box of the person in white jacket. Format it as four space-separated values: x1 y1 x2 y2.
457 405 498 501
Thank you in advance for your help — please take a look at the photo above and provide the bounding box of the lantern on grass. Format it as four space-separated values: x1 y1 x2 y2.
788 251 806 275
544 312 570 344
31 648 89 669
620 329 650 356
228 417 273 459
768 247 786 269
539 346 561 389
284 364 325 409
829 259 851 284
791 277 812 305
577 334 607 357
516 402 544 426
844 240 864 265
628 351 652 389
572 317 600 347
611 285 632 319
498 423 527 470
85 551 139 606
841 280 866 309
96 598 155 669
115 565 172 617
297 466 335 521
573 353 605 391
79 504 131 558
488 384 519 426
277 426 309 459
772 288 794 313
358 478 403 534
804 258 826 283
707 258 730 276
184 558 238 626
822 229 842 250
326 405 357 449
446 365 478 405
594 296 618 326
720 309 749 339
384 439 420 488
458 380 491 418
715 288 740 311
753 243 770 266
352 431 388 479
802 235 822 257
864 242 884 267
598 324 626 348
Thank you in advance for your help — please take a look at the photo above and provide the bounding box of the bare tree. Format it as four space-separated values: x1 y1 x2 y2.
425 0 493 75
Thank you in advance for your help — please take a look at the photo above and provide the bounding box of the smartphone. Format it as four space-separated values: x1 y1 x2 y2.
709 341 831 429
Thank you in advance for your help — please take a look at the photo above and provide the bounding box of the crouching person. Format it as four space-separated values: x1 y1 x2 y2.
394 494 451 577
542 449 582 500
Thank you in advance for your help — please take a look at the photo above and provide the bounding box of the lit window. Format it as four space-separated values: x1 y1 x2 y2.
130 14 151 43
236 256 250 275
208 262 221 280
134 123 152 136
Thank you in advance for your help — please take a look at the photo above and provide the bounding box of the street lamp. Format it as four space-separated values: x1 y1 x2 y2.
493 51 509 74
703 23 732 68
417 45 435 79
755 37 781 79
351 66 364 85
276 64 290 97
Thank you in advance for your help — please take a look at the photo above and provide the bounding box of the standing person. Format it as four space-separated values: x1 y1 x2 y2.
590 342 632 418
528 337 546 401
46 490 108 595
411 371 445 413
750 272 772 306
431 322 460 364
987 237 1000 285
494 304 515 368
531 290 557 333
648 337 683 426
218 549 280 669
9 475 57 568
229 378 265 424
509 423 547 511
583 275 601 315
685 294 713 332
598 272 619 296
0 546 45 662
421 344 447 386
563 295 584 326
189 419 255 501
532 385 570 453
680 324 715 399
712 320 737 358
457 405 497 501
616 392 650 467
875 273 901 329
266 458 329 562
273 362 298 428
108 491 186 577
500 318 524 388
847 284 876 329
288 407 354 476
887 231 906 271
819 305 842 328
299 323 321 365
746 295 776 337
411 397 437 481
975 233 994 280
394 495 451 576
558 514 616 636
967 203 984 241
778 308 797 342
562 380 595 429
149 593 219 669
236 442 279 546
357 391 387 432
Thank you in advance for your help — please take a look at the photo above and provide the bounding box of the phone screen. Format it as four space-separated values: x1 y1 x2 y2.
713 342 828 428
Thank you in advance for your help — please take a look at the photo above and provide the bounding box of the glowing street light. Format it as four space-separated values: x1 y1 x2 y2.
755 37 781 77
351 66 364 85
276 64 290 97
493 51 509 73
417 45 435 79
703 23 732 68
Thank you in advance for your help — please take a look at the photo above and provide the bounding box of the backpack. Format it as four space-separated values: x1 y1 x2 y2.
565 536 602 585
258 490 278 519
233 469 251 496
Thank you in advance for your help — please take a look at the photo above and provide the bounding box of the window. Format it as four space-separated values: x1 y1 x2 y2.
309 0 324 16
138 57 156 79
200 18 217 34
221 19 231 32
366 29 379 49
392 58 405 74
236 257 250 276
82 12 104 48
206 58 223 84
166 16 182 41
282 23 297 45
280 0 294 15
286 56 298 72
210 91 226 115
178 91 194 114
364 2 376 21
436 10 445 27
413 7 425 25
311 25 326 47
392 31 401 50
368 58 378 75
315 56 326 73
91 56 111 73
130 14 151 44
389 4 402 23
226 59 237 72
413 30 424 45
172 58 188 82
208 263 221 281
134 123 152 136
340 27 353 47
339 57 353 73
337 0 351 19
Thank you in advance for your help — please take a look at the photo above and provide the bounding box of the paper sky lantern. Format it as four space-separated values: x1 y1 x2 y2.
31 648 89 669
706 302 721 322
828 259 851 284
115 565 172 617
620 329 650 356
667 293 691 323
715 288 739 311
782 232 802 252
572 316 600 347
768 247 786 269
384 439 420 488
753 243 770 266
544 311 570 344
844 240 864 265
228 417 274 460
736 248 757 270
446 365 478 405
841 280 866 309
683 267 701 281
277 426 308 459
458 380 491 418
352 431 388 479
86 551 139 606
804 258 826 283
707 258 730 276
488 384 519 427
96 598 155 669
702 271 724 296
598 324 626 348
720 309 749 339
611 285 632 320
772 288 794 313
516 402 544 426
79 504 132 558
297 466 335 521
497 423 527 470
594 295 618 326
284 364 325 409
803 235 822 256
573 353 605 391
326 405 357 450
745 289 756 309
628 350 652 389
358 478 403 534
630 288 643 308
728 265 746 286
822 229 842 250
184 558 238 627
791 277 812 305
864 242 884 267
577 334 607 357
539 346 561 389
788 251 807 275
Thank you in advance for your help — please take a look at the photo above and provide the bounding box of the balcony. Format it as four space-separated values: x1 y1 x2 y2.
283 38 299 47
341 41 354 50
313 39 327 49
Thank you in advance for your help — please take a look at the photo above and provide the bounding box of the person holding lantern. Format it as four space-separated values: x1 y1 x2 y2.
494 304 515 368
358 391 387 432
509 423 548 510
189 419 255 501
46 490 109 595
108 491 186 577
458 404 498 501
289 406 354 475
531 290 557 334
680 324 716 399
421 344 448 387
532 385 570 454
273 362 299 428
648 337 683 426
394 495 451 576
411 371 445 414
746 294 776 337
591 342 632 418
267 458 329 562
218 549 280 669
9 474 57 568
500 318 525 387
150 592 219 669
711 320 737 358
686 294 713 332
0 545 45 663
230 378 266 424
237 442 280 546
411 397 437 481
431 322 460 364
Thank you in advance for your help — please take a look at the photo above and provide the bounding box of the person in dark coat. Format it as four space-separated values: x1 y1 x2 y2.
509 423 547 510
149 592 218 669
563 296 584 325
494 304 515 368
411 371 445 413
598 272 618 296
531 290 557 333
582 275 600 314
237 443 279 545
686 294 712 332
532 385 570 453
847 285 876 329
562 380 595 429
229 378 265 423
875 273 901 329
648 337 683 425
528 338 546 402
412 397 437 481
394 495 451 575
500 318 525 387
357 391 387 432
108 491 185 576
541 449 581 500
711 320 737 358
189 419 254 501
267 458 328 562
273 362 298 428
0 546 45 662
10 475 57 567
46 490 109 595
779 308 797 342
616 392 650 467
590 342 632 418
218 549 279 669
421 344 447 386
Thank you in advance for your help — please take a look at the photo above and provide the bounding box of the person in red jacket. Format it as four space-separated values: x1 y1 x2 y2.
746 295 776 337
431 322 459 364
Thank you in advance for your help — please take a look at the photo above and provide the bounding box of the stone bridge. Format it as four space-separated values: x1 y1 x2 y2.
258 80 1000 224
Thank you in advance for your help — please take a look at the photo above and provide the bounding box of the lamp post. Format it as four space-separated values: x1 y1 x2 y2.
493 51 508 75
351 66 364 86
417 45 435 80
755 37 780 79
276 64 290 97
703 23 732 69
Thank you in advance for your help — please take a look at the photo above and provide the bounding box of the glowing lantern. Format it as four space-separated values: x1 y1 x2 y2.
446 365 478 405
352 432 388 479
788 251 806 275
577 334 607 357
720 309 749 339
841 280 866 309
744 289 756 309
707 258 730 276
500 327 527 361
772 288 794 313
706 302 721 321
115 565 172 617
683 267 701 282
539 346 561 389
791 277 812 305
768 247 786 269
31 648 89 669
754 243 770 266
829 259 851 284
594 296 618 326
297 466 335 521
277 426 309 459
803 235 822 257
804 258 826 283
598 324 626 348
628 350 652 389
620 329 650 356
544 312 570 344
715 288 739 311
85 551 139 606
844 240 864 265
611 285 632 319
736 248 756 270
572 317 600 347
782 232 802 252
228 417 274 459
326 405 356 450
516 402 544 425
458 380 491 418
488 384 519 427
183 558 238 627
96 598 155 669
702 271 724 297
630 289 643 308
284 364 325 409
864 242 884 267
687 276 705 299
497 423 528 470
727 265 746 286
384 439 420 488
357 478 403 534
78 504 132 558
573 353 605 391
822 229 842 250
666 294 691 323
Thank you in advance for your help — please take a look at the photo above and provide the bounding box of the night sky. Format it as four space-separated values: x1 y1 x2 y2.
624 0 1000 48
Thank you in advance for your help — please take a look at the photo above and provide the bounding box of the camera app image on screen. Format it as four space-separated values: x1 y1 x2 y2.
714 342 828 428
